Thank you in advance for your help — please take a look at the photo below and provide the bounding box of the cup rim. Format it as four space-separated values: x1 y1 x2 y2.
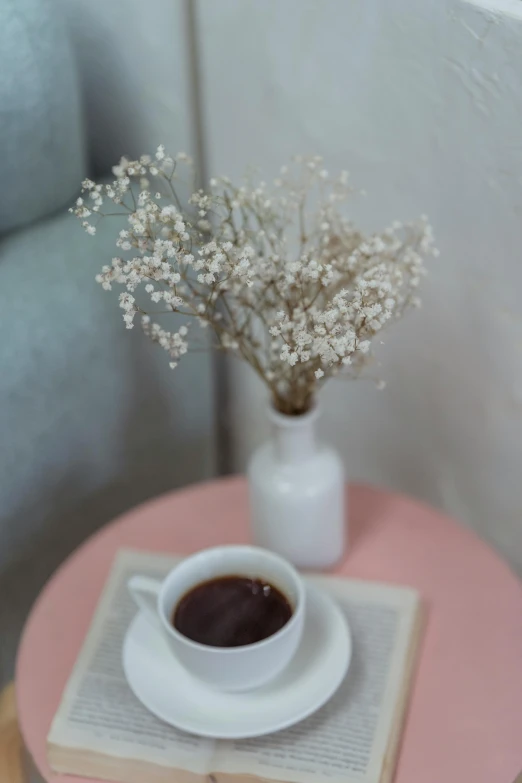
157 545 305 654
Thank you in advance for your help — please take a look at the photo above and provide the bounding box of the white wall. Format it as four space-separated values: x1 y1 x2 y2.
196 0 522 570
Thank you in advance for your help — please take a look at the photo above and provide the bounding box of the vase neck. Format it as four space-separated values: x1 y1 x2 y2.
269 406 319 463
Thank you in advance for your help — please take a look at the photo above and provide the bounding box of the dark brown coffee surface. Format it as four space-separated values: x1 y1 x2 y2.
172 575 293 647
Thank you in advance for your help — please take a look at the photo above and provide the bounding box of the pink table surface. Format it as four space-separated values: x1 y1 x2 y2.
16 477 522 783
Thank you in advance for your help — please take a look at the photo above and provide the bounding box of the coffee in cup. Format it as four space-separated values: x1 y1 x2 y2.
172 575 293 647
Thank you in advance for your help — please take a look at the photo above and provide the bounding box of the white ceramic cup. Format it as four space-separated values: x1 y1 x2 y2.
128 545 306 692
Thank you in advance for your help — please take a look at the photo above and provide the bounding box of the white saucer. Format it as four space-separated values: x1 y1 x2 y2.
122 583 351 739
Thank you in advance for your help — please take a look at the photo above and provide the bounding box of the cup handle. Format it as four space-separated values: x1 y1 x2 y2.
128 575 163 631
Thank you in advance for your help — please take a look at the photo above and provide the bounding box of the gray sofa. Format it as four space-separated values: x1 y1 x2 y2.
0 0 216 683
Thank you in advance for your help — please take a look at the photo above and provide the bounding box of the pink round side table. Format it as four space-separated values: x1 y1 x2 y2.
16 477 522 783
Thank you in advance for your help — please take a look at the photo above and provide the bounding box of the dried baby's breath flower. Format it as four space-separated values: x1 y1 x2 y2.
72 151 437 414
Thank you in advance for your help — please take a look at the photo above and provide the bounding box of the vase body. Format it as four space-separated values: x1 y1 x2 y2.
247 404 346 569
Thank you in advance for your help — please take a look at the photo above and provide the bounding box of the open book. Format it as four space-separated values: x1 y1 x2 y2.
48 549 423 783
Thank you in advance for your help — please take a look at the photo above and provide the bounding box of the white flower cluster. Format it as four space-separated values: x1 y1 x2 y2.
141 316 188 368
72 148 437 414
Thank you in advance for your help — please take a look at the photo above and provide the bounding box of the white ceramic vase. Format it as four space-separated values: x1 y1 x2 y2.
247 403 346 569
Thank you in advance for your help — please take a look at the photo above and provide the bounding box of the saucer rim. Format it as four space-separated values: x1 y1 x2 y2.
123 581 352 739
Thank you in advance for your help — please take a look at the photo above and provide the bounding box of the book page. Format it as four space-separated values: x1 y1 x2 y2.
47 550 214 777
213 577 419 783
